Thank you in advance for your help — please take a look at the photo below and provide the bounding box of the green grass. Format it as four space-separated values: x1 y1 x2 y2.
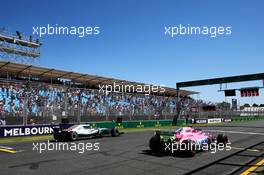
119 125 177 133
0 135 53 144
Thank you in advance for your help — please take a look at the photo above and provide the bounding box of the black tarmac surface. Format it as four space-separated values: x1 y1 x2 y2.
0 120 264 175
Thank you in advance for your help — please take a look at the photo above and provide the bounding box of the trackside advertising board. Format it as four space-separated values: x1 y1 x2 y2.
195 119 208 124
223 118 232 122
0 125 55 137
208 118 222 124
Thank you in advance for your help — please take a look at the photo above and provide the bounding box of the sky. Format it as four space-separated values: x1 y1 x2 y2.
1 0 264 105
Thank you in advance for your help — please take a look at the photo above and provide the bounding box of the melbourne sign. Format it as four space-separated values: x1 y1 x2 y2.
0 125 55 137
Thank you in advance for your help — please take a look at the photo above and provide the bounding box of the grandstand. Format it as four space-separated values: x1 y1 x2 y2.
1 60 264 126
0 60 195 125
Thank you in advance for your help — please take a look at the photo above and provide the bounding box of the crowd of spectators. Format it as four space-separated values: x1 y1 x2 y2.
0 81 242 126
0 82 178 118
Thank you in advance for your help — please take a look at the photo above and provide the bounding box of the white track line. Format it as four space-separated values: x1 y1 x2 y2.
0 146 15 150
231 147 260 152
204 130 264 136
0 146 24 153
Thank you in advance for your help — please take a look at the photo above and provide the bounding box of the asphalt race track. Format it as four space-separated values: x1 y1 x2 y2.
0 120 264 175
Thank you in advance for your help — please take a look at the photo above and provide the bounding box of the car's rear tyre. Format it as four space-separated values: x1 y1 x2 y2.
110 128 119 137
71 132 78 141
181 140 196 157
207 137 212 145
217 134 228 145
149 135 163 153
95 130 103 138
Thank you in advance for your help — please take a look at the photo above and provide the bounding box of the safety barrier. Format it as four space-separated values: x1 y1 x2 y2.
89 119 187 129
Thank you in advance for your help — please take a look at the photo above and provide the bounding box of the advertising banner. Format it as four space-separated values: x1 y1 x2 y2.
0 125 55 137
208 118 222 124
195 119 208 124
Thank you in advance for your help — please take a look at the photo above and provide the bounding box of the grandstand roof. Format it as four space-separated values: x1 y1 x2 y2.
0 60 196 96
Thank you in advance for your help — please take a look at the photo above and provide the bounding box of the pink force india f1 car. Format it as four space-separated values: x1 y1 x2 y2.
149 127 229 157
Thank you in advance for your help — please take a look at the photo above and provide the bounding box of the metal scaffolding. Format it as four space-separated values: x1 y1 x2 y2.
0 28 41 64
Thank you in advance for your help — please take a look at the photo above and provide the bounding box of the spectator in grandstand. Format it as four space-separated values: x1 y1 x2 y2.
29 118 35 125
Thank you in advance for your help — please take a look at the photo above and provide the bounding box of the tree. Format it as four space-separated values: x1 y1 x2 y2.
252 103 259 107
218 101 231 110
244 103 250 107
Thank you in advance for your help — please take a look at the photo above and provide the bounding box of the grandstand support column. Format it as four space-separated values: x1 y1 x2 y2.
106 100 109 121
173 87 180 126
163 93 167 120
23 92 29 126
77 92 81 124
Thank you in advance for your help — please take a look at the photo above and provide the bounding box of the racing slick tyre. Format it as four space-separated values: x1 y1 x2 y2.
149 135 163 153
110 128 119 137
217 134 228 145
207 137 212 146
97 132 103 138
70 131 78 141
181 140 196 157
